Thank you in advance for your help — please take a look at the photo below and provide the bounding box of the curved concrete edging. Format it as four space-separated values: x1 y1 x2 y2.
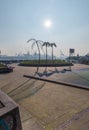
23 75 89 90
19 63 73 67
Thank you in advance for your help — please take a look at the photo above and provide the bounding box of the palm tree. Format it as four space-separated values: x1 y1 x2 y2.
50 43 57 63
0 50 1 57
42 42 50 65
27 38 43 73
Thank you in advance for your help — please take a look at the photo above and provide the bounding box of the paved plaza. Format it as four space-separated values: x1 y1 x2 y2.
0 64 89 130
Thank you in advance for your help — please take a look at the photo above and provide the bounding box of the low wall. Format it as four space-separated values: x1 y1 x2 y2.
0 90 22 130
19 63 73 67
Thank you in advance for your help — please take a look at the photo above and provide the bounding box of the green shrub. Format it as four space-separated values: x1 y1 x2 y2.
19 60 72 66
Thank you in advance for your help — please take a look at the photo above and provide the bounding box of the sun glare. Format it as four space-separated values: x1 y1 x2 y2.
44 20 52 28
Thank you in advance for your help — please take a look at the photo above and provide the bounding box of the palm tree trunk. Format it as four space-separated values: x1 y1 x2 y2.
36 42 40 73
36 42 40 64
52 46 53 63
44 45 47 73
46 45 47 64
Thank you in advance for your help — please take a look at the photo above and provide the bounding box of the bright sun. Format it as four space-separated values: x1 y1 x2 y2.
44 20 52 28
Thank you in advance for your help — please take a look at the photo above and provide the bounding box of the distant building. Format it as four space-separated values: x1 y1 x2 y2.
79 53 89 64
66 53 89 64
0 53 52 63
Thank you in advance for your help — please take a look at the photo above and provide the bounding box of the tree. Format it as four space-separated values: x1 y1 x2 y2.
0 50 1 57
42 42 50 64
50 43 57 63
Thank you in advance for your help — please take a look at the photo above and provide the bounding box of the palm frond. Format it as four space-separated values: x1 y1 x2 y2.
42 42 46 46
50 43 57 47
36 40 44 54
27 38 36 43
37 40 43 44
42 42 50 47
31 41 36 49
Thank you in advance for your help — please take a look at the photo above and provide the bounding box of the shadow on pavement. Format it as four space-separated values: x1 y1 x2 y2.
35 67 71 77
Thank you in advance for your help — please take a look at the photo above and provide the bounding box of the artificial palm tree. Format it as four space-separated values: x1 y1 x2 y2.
50 43 57 63
42 42 50 64
27 38 43 73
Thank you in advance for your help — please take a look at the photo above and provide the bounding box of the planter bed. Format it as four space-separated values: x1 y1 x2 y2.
0 67 14 73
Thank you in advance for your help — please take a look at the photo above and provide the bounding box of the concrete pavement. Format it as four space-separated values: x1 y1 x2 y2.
0 64 89 130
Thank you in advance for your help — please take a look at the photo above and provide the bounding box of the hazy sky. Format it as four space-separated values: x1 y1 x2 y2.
0 0 89 56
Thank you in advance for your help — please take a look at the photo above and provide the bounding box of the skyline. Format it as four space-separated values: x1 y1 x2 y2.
0 0 89 56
